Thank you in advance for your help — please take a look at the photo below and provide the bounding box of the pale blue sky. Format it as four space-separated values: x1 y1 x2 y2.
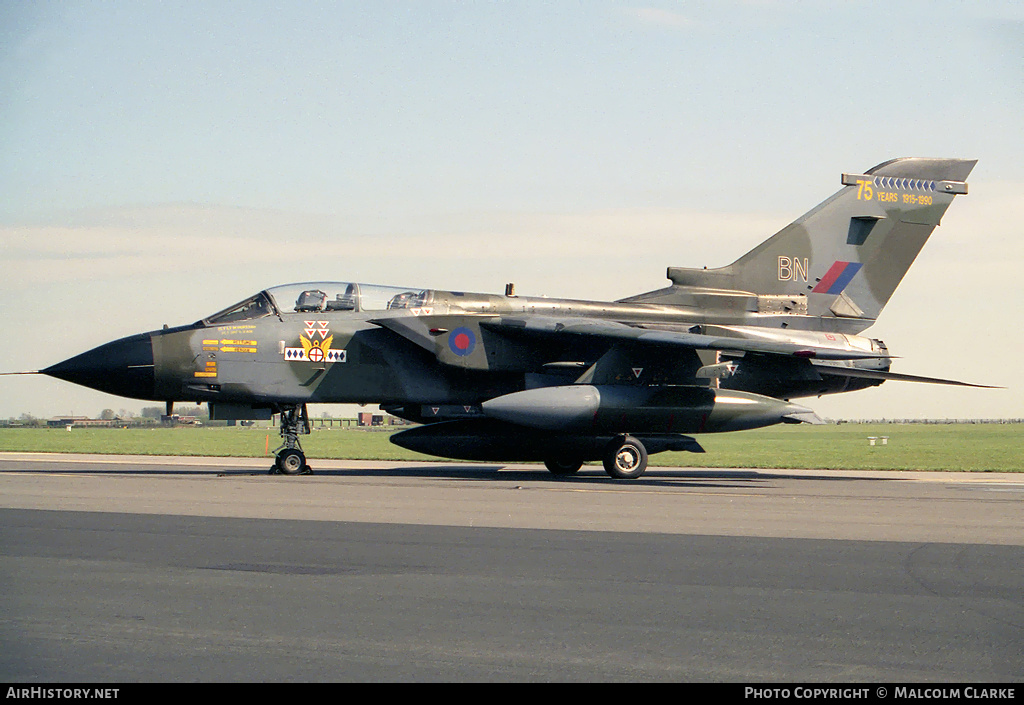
2 1 1022 419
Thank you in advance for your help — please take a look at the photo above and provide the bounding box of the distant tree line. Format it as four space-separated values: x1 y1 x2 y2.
3 405 210 426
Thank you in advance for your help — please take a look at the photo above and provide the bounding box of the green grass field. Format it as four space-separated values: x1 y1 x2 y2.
1 423 1021 472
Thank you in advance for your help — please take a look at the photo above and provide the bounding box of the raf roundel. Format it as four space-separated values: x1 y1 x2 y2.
448 327 476 357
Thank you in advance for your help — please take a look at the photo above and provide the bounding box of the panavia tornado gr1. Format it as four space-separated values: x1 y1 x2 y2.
35 157 989 478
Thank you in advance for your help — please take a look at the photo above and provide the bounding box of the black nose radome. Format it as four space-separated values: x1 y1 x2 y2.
42 333 156 400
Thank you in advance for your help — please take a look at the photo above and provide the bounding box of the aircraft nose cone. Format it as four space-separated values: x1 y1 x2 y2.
42 333 156 400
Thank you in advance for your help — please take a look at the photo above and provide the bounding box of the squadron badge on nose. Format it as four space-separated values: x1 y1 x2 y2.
284 321 346 362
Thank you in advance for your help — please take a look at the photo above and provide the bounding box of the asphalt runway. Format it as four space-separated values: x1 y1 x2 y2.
1 453 1022 681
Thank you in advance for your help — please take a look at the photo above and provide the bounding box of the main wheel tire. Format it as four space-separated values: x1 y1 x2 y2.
603 436 648 479
544 458 583 476
276 448 307 475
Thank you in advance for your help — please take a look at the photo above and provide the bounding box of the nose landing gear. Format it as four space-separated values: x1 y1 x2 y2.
271 404 313 475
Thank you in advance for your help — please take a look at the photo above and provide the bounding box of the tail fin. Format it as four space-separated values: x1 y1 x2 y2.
667 158 976 325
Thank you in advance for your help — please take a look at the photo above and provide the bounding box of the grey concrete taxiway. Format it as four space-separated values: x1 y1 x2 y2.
1 453 1022 681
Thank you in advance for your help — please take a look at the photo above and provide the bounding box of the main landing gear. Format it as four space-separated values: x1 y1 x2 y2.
603 435 648 479
270 404 313 475
543 458 584 476
543 435 650 480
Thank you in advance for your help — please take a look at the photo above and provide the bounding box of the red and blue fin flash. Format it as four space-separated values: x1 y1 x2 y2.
812 261 863 295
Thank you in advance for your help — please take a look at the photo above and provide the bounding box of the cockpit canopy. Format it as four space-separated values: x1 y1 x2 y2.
203 282 433 325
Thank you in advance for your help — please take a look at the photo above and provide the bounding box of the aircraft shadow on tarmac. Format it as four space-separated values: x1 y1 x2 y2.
285 464 902 489
262 464 774 489
2 459 901 489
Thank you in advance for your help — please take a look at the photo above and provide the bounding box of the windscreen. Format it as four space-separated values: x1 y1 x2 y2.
203 292 275 325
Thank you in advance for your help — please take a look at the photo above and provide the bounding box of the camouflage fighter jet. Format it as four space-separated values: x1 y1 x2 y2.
34 157 989 477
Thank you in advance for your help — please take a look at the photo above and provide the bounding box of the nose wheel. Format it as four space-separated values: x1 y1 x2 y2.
270 404 313 475
275 448 309 475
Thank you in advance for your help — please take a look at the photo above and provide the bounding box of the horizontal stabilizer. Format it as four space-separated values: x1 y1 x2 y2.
814 365 999 388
